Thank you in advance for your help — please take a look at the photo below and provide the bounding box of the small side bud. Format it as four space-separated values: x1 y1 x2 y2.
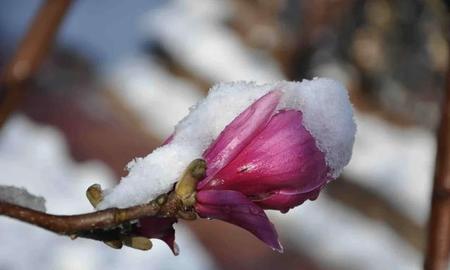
190 159 207 179
156 194 168 205
175 159 206 207
123 237 153 251
86 184 103 208
104 240 123 249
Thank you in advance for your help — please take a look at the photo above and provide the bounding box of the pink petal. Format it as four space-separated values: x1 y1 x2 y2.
196 190 283 252
200 110 328 199
199 90 282 189
136 217 179 255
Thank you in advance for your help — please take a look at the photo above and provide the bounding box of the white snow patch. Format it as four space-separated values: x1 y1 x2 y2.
99 78 356 209
280 79 356 178
141 0 283 83
0 115 215 270
106 56 204 138
0 185 46 212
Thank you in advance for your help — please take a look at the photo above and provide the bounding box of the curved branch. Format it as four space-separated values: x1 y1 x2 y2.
0 200 161 235
0 159 204 247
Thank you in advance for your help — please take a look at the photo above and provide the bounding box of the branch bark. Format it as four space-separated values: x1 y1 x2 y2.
0 0 72 127
0 191 184 243
424 35 450 269
0 201 160 235
0 159 205 242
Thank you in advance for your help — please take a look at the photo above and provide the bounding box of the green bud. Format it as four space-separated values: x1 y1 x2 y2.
104 240 123 249
86 184 103 208
175 159 206 207
123 237 153 251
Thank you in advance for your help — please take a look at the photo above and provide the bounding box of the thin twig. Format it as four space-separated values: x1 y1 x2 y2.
0 201 160 235
0 0 72 127
0 159 206 242
0 191 185 243
424 39 450 269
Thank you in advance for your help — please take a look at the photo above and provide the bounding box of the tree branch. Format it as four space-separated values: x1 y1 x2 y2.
0 159 206 245
0 201 160 235
0 0 72 127
424 26 450 269
0 190 187 245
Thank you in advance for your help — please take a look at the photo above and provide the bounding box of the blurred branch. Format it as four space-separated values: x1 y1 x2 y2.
326 178 425 251
424 25 450 269
0 0 72 127
148 45 211 92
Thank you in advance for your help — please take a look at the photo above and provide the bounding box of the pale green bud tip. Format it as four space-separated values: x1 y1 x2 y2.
123 237 153 251
175 159 207 206
86 184 103 208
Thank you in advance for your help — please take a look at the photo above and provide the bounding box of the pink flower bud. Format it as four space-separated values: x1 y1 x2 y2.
198 109 328 212
195 88 348 251
106 79 355 254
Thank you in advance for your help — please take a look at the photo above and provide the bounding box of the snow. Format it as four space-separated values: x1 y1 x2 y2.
106 57 204 138
0 115 215 270
141 0 283 82
0 115 112 215
99 78 356 209
0 185 46 212
280 79 356 178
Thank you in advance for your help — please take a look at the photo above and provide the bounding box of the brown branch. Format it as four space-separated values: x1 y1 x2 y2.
424 32 450 269
0 159 205 243
0 0 72 127
0 191 185 244
0 201 160 235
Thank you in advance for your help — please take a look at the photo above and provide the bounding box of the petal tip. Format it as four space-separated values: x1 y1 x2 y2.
172 242 180 256
273 241 284 253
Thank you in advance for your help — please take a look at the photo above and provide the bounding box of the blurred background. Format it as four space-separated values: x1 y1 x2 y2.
0 0 448 269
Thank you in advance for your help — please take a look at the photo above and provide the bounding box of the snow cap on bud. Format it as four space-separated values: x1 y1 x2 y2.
98 78 356 253
194 83 356 250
